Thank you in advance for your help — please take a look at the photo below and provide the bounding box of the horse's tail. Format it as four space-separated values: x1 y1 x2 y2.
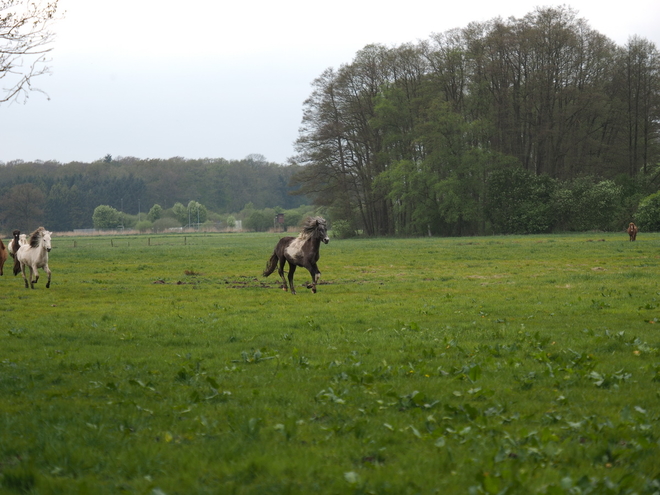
263 252 278 277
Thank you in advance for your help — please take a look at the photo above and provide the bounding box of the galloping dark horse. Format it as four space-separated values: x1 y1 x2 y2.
263 216 330 295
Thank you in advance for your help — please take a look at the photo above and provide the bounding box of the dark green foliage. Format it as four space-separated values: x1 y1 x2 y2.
330 219 357 239
552 178 624 232
292 7 660 236
0 157 309 231
486 168 556 234
635 191 660 231
147 204 162 222
91 205 122 230
245 210 273 232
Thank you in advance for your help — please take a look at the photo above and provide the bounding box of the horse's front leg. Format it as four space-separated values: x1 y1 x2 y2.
20 264 28 288
30 266 39 289
308 263 321 293
287 263 297 295
45 264 51 289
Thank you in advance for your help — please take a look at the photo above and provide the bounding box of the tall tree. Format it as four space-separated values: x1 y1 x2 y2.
615 37 660 175
293 45 396 235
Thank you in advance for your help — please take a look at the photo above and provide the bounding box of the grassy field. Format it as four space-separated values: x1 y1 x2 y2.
1 231 659 494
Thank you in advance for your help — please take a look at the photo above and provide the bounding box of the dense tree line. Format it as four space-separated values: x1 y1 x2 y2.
0 155 308 232
292 7 660 235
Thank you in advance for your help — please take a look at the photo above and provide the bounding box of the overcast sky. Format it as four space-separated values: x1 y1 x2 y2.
1 0 659 165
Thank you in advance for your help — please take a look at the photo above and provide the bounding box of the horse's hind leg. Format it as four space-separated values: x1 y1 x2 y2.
277 257 288 291
287 263 297 295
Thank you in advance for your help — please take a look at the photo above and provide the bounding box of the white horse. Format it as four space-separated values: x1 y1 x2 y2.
16 227 52 289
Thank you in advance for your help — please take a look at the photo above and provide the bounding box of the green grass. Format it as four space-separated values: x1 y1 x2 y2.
1 232 659 494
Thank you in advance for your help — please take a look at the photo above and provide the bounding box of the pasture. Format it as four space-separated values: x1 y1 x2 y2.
1 231 659 494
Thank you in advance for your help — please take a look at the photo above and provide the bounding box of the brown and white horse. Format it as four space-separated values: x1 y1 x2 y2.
627 222 638 241
263 216 330 295
16 227 52 289
9 230 25 276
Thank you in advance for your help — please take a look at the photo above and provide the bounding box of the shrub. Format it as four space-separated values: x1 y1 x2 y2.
553 178 623 231
331 219 356 239
135 220 153 233
147 204 162 222
153 217 182 232
635 191 660 231
92 205 122 230
283 212 302 230
486 168 556 234
245 210 272 232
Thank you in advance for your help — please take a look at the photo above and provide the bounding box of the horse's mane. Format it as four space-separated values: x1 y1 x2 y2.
299 216 326 239
28 227 46 248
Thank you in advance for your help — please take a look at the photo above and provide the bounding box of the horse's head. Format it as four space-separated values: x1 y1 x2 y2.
301 216 330 244
29 227 51 252
314 217 330 244
321 230 330 244
42 231 52 252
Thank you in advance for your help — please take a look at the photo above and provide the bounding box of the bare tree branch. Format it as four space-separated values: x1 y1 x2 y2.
0 0 60 104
